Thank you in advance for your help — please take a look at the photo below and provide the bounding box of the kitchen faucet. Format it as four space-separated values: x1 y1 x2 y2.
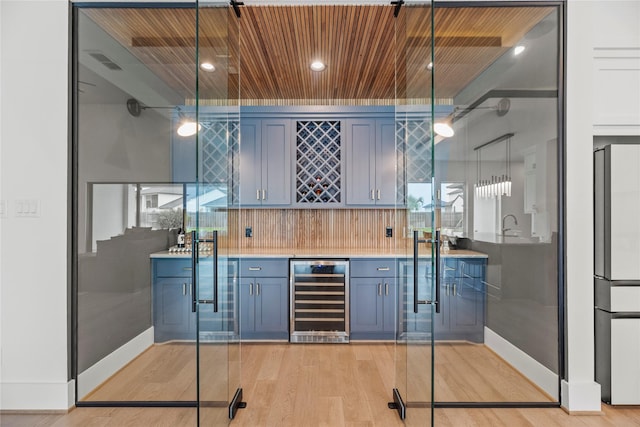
502 214 518 235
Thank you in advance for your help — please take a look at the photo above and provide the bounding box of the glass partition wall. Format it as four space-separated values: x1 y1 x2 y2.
74 5 199 404
74 4 241 424
431 4 562 407
393 1 436 425
73 1 564 425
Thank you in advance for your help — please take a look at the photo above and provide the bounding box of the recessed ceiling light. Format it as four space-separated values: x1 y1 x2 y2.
514 45 526 56
310 61 326 72
200 62 216 72
426 62 434 70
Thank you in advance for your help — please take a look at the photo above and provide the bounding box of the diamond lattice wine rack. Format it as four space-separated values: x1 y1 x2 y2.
295 120 342 204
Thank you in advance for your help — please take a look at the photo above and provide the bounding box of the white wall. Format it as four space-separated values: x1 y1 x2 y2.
563 0 640 412
0 0 72 410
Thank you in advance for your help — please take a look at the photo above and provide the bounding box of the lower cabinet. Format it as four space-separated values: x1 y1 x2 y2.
154 275 194 341
397 257 486 342
152 257 237 343
238 258 289 340
152 258 195 342
350 259 397 340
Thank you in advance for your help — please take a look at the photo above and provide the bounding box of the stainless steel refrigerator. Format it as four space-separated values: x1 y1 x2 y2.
594 143 640 404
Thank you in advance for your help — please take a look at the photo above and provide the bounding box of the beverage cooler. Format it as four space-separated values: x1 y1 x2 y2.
289 260 349 343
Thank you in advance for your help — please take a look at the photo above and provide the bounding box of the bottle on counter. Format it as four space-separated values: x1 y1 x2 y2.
442 236 450 254
177 227 185 248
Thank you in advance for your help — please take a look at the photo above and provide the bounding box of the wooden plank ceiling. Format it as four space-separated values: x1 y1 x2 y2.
82 5 553 103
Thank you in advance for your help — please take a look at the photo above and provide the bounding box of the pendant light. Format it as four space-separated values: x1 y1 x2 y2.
474 133 514 199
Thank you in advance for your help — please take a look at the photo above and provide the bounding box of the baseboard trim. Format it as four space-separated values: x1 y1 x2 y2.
561 407 604 416
0 382 75 411
0 409 70 415
484 327 559 400
561 379 602 412
77 328 154 400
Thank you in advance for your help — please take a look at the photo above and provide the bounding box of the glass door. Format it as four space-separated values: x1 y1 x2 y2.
194 2 242 425
392 1 436 426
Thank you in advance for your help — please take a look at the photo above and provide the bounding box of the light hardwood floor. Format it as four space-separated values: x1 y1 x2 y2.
3 343 640 426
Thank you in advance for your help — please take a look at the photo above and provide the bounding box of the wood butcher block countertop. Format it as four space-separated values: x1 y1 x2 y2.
150 247 488 259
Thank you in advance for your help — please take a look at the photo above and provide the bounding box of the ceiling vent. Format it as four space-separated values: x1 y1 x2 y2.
88 52 122 71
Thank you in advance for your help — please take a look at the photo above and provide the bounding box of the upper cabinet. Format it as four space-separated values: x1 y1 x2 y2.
239 118 291 206
345 118 398 206
172 117 238 186
171 107 408 208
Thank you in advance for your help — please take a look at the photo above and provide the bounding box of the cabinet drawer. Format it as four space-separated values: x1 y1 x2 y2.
154 259 192 277
239 258 288 277
459 259 485 278
351 259 396 277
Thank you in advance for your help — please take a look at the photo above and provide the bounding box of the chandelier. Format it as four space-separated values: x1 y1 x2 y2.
474 133 514 199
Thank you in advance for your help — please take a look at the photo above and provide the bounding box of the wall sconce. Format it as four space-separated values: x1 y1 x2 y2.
126 98 201 137
474 133 514 198
434 121 454 138
177 120 201 137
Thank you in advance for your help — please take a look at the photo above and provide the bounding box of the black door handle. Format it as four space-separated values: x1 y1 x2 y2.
413 230 441 314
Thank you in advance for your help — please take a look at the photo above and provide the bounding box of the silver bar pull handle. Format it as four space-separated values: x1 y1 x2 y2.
378 283 382 296
370 189 374 200
250 283 253 296
377 267 390 271
256 283 260 296
262 189 266 200
257 189 260 200
248 267 262 271
183 283 187 296
377 189 381 200
453 283 457 296
385 283 389 296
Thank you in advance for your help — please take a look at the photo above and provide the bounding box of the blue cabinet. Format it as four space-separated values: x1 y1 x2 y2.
152 258 194 342
345 118 398 206
238 258 289 340
152 258 236 342
398 257 486 342
239 119 291 206
350 259 397 340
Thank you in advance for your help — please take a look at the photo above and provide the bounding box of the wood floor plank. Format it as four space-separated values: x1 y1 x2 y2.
6 343 640 426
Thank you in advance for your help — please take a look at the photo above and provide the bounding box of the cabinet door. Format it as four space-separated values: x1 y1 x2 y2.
261 119 291 205
239 277 256 334
449 259 485 342
171 134 197 182
376 119 397 205
155 277 191 339
254 278 288 333
346 119 376 205
382 279 397 332
449 280 483 336
350 278 384 333
239 119 262 206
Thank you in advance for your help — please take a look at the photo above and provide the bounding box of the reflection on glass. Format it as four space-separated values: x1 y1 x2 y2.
407 182 465 237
